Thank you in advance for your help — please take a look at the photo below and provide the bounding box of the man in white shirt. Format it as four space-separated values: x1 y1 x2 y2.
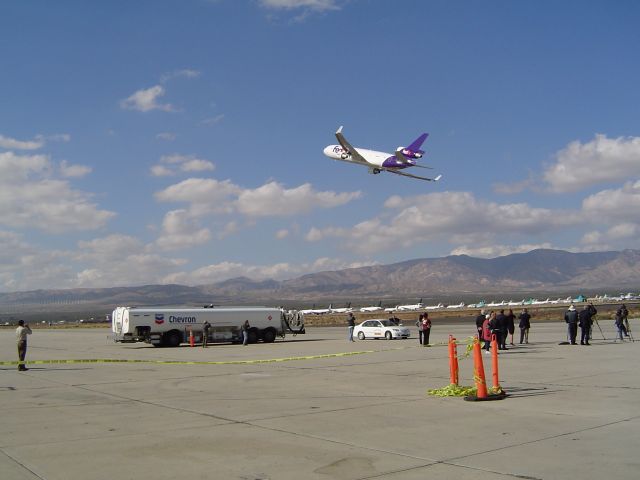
16 320 32 371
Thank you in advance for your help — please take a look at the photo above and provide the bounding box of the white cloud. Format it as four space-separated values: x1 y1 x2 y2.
120 85 175 112
164 257 377 285
218 221 239 239
259 0 340 11
308 191 579 254
275 229 289 239
181 159 215 172
160 69 200 83
543 134 640 192
59 160 92 178
150 165 175 177
155 210 211 251
236 182 361 217
582 180 640 222
0 152 114 232
151 154 216 176
450 243 553 258
155 178 360 218
155 178 242 216
0 134 44 150
201 114 225 126
156 132 177 141
74 234 187 288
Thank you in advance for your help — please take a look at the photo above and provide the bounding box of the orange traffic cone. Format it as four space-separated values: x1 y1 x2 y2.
491 333 499 390
472 337 488 399
448 335 459 385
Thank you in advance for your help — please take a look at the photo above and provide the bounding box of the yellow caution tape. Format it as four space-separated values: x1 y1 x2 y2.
1 340 457 367
0 350 378 366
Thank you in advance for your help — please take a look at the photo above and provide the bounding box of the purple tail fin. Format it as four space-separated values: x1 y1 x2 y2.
407 133 429 153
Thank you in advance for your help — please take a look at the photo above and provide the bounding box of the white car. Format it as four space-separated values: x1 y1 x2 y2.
353 319 411 340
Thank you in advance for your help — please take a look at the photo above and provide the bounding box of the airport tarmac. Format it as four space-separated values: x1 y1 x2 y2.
1 321 638 480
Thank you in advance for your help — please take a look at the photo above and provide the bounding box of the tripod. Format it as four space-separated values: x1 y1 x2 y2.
592 316 606 340
626 319 635 342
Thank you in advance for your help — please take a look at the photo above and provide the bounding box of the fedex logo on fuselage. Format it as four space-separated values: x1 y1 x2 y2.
332 146 344 154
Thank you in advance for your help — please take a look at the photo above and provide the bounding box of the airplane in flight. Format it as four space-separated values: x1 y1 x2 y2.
323 126 442 182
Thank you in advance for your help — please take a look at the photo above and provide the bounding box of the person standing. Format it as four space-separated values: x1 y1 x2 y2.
16 320 32 371
495 309 508 350
506 309 516 345
482 312 494 352
578 306 592 345
564 305 578 345
242 320 250 346
202 321 211 348
518 308 531 344
347 312 356 342
416 313 424 345
614 307 626 341
421 313 432 346
620 304 630 337
475 310 486 341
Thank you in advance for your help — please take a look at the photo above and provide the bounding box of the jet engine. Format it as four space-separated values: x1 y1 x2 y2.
368 167 382 175
397 147 423 159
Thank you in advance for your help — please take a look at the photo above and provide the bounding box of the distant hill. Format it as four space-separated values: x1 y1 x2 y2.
1 249 639 310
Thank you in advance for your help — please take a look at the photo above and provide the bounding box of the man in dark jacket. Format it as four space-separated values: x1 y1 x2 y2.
578 306 592 345
495 309 508 350
564 305 578 344
518 308 531 344
474 310 486 340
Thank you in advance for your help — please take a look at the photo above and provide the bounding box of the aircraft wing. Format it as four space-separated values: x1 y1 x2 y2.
335 126 369 165
394 150 413 166
383 168 442 182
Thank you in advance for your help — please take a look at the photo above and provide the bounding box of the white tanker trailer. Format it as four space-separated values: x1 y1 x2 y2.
111 306 305 347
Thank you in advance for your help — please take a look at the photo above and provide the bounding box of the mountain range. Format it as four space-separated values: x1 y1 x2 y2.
2 249 639 310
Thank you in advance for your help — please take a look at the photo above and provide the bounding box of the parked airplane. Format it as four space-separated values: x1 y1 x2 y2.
360 301 383 313
323 126 442 182
467 300 486 309
396 299 424 311
330 302 352 314
425 303 444 310
299 304 331 315
446 302 465 309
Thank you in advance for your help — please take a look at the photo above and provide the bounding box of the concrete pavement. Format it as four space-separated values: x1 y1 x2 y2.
1 321 638 479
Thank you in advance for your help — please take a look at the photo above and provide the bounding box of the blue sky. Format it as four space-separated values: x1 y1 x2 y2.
1 0 640 292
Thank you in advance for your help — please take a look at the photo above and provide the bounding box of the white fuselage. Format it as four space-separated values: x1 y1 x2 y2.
323 145 391 168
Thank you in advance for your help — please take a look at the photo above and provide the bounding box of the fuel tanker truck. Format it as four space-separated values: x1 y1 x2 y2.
111 306 305 347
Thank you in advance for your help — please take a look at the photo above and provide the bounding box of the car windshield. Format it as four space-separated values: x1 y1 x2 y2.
379 320 397 326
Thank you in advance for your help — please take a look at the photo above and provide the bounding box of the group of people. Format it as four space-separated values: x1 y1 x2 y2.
563 303 598 345
475 308 531 352
416 313 432 345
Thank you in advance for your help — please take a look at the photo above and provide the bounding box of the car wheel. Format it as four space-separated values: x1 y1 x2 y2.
385 331 392 340
357 331 365 340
